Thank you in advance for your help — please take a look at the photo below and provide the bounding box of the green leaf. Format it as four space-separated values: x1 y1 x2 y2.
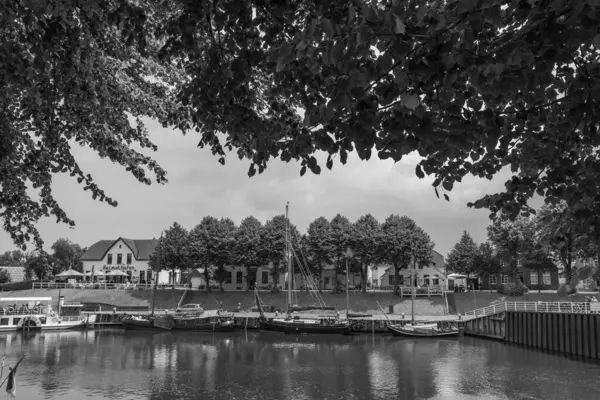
403 94 420 110
322 18 335 39
300 166 307 176
348 6 356 22
394 70 409 89
594 34 600 50
444 194 450 201
394 16 405 34
415 164 424 179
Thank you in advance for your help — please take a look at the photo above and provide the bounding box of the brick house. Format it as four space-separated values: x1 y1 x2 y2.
479 266 560 291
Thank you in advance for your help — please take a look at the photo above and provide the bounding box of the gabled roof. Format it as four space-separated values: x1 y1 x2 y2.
0 266 27 282
80 238 158 261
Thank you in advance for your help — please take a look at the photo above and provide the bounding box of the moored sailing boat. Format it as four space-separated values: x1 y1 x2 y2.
255 202 351 335
384 254 459 338
172 309 236 331
122 233 175 331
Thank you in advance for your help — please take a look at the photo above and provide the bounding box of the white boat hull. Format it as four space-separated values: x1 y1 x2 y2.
0 314 87 332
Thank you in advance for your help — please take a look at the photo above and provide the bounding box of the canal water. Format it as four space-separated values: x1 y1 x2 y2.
0 329 598 400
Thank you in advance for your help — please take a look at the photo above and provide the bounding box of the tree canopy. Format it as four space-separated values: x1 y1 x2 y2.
4 0 600 250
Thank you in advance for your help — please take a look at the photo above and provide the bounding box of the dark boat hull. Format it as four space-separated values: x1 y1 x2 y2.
122 316 174 331
259 318 351 335
173 318 236 332
388 324 460 338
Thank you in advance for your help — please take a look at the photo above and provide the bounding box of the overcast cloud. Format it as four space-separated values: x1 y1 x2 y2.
1 119 520 257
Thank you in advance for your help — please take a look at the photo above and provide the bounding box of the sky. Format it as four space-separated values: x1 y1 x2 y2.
1 118 519 257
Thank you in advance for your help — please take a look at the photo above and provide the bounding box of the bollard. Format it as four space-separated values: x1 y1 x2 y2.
402 312 405 320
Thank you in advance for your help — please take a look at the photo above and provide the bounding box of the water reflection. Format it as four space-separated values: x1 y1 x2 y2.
0 331 599 399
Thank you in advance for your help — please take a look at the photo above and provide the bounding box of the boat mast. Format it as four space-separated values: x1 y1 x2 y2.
286 202 292 315
345 257 350 319
411 252 415 325
151 232 162 316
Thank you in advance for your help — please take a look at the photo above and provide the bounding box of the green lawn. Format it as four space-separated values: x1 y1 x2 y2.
183 290 448 316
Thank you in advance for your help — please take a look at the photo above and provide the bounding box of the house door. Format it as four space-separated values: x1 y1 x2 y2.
139 271 146 284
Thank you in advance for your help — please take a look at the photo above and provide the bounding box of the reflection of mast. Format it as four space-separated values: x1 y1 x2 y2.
411 253 415 325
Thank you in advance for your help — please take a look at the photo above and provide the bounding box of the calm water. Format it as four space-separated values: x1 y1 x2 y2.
0 329 599 400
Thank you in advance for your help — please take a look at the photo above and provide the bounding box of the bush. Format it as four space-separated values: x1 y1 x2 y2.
497 281 529 296
0 281 34 291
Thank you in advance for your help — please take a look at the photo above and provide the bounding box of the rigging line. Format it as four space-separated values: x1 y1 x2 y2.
287 230 323 294
290 247 332 309
289 247 325 307
158 240 224 309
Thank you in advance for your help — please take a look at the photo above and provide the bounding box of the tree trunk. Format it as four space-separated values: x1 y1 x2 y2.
393 262 401 296
361 264 367 293
204 268 211 292
333 257 339 293
318 264 323 293
218 266 225 292
172 266 176 289
245 266 251 291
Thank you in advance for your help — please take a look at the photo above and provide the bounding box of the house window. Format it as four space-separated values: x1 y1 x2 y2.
433 276 439 285
324 277 330 285
225 272 232 284
139 271 146 283
388 275 394 285
236 271 243 284
530 272 538 285
501 275 509 284
543 272 551 285
107 254 113 265
261 271 269 284
126 253 132 264
418 264 423 269
489 275 497 285
117 254 122 264
424 275 430 285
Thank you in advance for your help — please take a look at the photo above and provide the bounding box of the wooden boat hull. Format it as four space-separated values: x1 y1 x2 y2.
122 316 174 331
259 318 351 335
173 318 236 332
388 324 460 338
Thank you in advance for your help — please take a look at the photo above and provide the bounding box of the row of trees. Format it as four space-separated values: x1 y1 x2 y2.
447 202 599 295
0 239 86 283
149 214 435 293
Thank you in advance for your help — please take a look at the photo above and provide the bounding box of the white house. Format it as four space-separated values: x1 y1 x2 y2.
368 250 446 289
80 238 180 285
189 264 286 290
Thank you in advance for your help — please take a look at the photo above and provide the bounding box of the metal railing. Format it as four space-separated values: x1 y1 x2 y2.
31 282 188 290
465 301 600 318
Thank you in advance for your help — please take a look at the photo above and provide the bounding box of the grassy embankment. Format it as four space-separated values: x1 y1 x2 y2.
4 289 594 315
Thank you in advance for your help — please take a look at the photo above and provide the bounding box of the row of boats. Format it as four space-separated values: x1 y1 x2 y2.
120 292 461 338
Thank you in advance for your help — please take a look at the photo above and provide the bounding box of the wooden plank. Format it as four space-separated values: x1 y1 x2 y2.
565 314 572 355
541 313 547 350
527 312 533 347
582 314 590 359
592 316 597 357
552 313 559 353
558 314 565 354
535 313 541 349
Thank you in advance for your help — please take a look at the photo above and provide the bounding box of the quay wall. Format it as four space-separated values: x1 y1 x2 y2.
464 310 600 361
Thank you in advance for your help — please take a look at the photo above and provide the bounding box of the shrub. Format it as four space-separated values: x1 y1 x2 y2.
497 281 529 296
0 281 34 291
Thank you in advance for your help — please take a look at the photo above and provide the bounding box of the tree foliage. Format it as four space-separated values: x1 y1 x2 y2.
446 231 478 277
50 238 84 273
1 0 183 250
349 214 381 292
0 250 26 266
4 1 600 252
329 214 352 292
233 216 264 290
0 269 10 284
259 214 300 293
306 216 334 291
151 222 189 287
24 250 54 281
535 202 591 284
472 242 502 281
380 214 434 293
486 216 537 278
